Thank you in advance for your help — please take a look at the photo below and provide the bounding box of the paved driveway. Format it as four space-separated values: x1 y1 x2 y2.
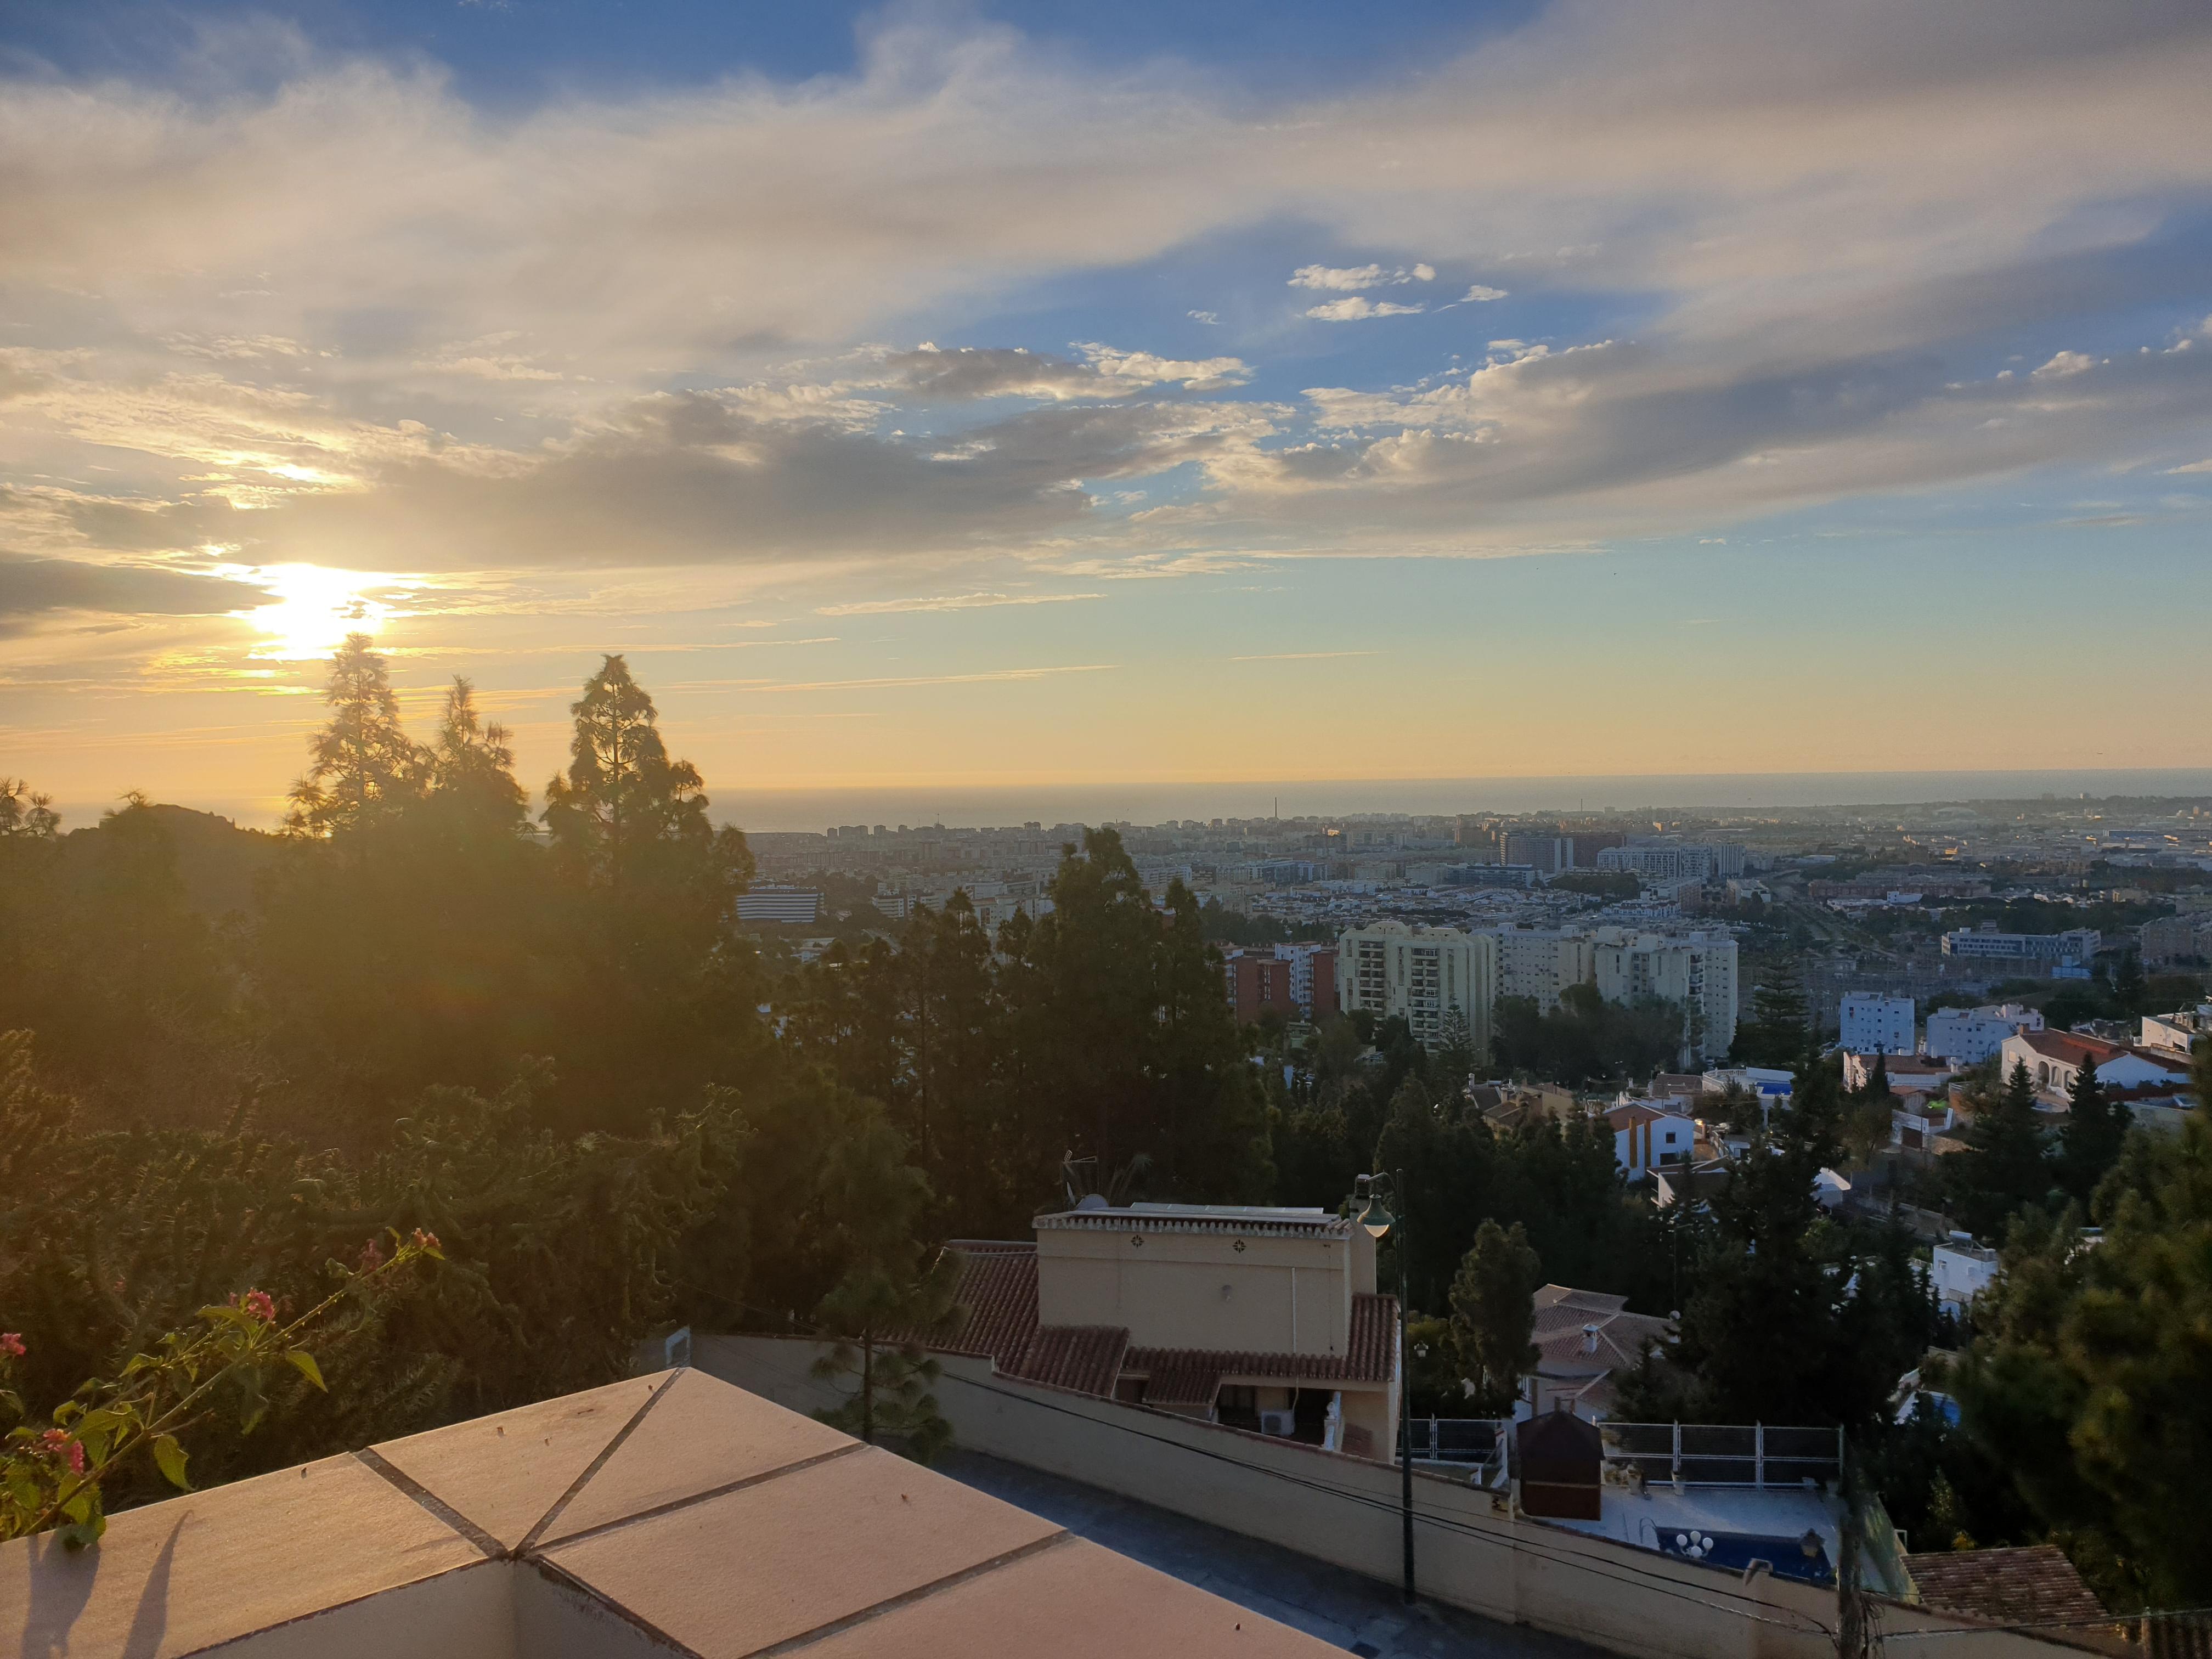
935 1448 1606 1659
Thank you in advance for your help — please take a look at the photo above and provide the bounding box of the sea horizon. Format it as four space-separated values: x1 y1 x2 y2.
64 766 2212 838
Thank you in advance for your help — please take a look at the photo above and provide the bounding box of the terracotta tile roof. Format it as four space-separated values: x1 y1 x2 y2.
2017 1030 2126 1066
1122 1292 1398 1404
1905 1545 2107 1628
915 1241 1040 1368
1604 1101 1688 1127
1012 1324 1130 1396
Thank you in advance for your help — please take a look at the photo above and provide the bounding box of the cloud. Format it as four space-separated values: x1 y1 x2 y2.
881 343 1247 399
1289 263 1435 292
1462 285 1509 302
817 591 1104 615
1304 297 1426 321
1187 310 1220 325
0 554 268 636
2 1 2211 605
1228 650 1376 661
2032 350 2098 379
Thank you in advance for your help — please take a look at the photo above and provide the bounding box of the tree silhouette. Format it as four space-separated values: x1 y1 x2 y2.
285 634 425 838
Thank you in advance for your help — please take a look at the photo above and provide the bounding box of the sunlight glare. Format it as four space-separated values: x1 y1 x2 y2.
234 564 400 662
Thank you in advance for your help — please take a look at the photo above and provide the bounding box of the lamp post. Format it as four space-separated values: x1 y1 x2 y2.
1355 1171 1414 1606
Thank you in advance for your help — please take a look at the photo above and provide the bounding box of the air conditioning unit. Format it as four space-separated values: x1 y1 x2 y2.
1259 1410 1296 1437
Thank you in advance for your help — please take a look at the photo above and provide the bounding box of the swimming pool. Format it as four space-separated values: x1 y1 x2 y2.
1654 1527 1834 1585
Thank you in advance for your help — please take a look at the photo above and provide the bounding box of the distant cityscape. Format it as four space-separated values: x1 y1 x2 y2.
738 793 2212 1062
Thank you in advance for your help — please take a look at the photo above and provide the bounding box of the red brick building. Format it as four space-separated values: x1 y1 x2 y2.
1223 951 1295 1023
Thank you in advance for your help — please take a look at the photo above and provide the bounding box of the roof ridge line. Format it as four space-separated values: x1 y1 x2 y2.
744 1528 1078 1659
527 1553 708 1658
528 1442 867 1556
516 1368 685 1556
352 1446 506 1560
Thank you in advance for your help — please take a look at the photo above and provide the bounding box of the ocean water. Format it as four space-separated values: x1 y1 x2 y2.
101 768 2212 837
706 769 2212 834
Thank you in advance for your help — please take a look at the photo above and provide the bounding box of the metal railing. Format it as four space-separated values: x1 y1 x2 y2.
1406 1418 1501 1466
1406 1419 1844 1490
1600 1422 1843 1489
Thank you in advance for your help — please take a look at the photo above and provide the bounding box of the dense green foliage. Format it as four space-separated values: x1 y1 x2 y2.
1490 984 1685 1087
1945 1073 2212 1607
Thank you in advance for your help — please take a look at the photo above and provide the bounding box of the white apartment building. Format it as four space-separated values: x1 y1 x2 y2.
1271 943 1339 1022
1336 922 1496 1058
1923 1002 2042 1064
1839 994 1915 1056
1939 927 2100 967
1593 842 1747 882
1489 927 1598 1014
1590 930 1739 1060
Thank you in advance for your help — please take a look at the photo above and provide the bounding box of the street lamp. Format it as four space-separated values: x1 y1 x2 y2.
1355 1171 1414 1606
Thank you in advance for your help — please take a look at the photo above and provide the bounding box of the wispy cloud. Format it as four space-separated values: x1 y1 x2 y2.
1289 263 1435 292
751 664 1121 692
1304 297 1425 322
816 592 1105 616
1461 285 1509 302
1228 649 1377 661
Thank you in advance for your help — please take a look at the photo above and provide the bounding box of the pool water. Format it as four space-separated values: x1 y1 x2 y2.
1655 1529 1833 1585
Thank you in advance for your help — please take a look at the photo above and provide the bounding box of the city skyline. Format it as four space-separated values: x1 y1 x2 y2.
7 1 2212 825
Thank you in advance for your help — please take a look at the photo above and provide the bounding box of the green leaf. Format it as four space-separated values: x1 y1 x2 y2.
152 1433 191 1490
59 1514 105 1550
284 1350 326 1392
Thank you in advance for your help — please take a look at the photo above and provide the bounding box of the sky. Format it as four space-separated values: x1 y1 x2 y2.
4 0 2211 830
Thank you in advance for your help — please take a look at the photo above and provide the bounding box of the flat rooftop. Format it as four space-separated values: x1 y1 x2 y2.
938 1447 1603 1659
1 1369 1346 1658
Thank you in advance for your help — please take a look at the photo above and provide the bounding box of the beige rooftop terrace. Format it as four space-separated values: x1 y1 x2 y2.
2 1367 1338 1659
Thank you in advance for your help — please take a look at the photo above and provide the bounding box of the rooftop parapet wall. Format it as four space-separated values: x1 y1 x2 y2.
696 1333 2117 1659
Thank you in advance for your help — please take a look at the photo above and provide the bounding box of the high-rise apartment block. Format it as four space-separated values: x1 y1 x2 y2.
1589 929 1739 1059
1335 922 1496 1057
1839 992 1915 1054
1272 943 1339 1021
1503 833 1576 876
1491 927 1598 1013
1223 951 1295 1023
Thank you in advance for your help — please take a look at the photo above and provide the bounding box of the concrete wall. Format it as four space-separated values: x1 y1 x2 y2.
228 1562 515 1659
693 1333 2097 1659
1039 1225 1359 1357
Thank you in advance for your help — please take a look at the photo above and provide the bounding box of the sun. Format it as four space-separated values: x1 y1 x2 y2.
235 564 401 662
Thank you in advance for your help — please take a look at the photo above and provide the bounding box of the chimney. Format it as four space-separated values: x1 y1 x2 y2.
1581 1324 1600 1355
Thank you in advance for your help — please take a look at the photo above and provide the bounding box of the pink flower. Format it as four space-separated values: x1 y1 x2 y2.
38 1429 86 1472
231 1289 276 1324
0 1332 23 1358
410 1229 440 1252
356 1238 385 1273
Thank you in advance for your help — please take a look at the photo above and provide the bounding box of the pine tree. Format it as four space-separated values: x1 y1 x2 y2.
1950 1059 2053 1241
1447 1220 1543 1412
543 655 710 889
2112 951 2145 1017
2057 1053 2128 1204
808 1110 962 1462
1736 959 1809 1068
427 678 527 833
286 635 426 838
1867 1051 1892 1101
0 779 59 840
